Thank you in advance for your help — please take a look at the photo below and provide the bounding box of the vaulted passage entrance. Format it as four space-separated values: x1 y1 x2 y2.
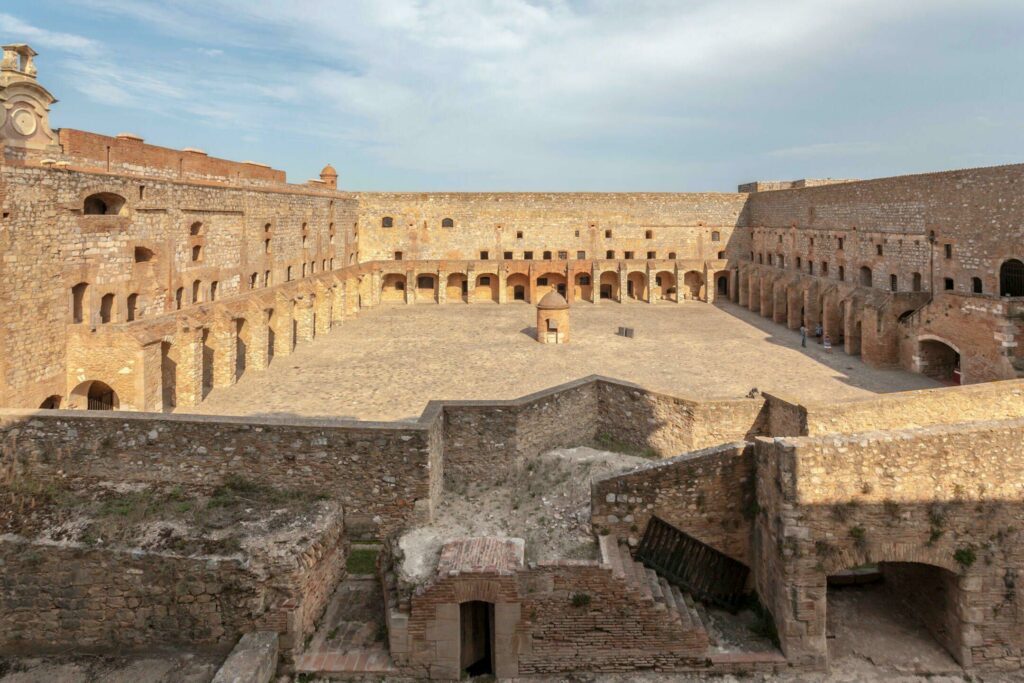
919 338 961 383
827 563 963 672
460 601 494 677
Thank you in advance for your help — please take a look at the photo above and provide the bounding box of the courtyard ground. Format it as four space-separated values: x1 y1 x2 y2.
191 301 939 422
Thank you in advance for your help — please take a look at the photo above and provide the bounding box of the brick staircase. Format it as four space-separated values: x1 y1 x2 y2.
599 534 709 652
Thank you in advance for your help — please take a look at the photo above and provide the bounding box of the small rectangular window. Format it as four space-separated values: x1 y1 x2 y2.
516 231 524 239
876 243 883 256
606 250 615 259
647 251 656 259
944 277 954 290
394 251 403 260
558 250 568 259
503 251 513 260
837 237 844 250
809 262 814 274
580 275 591 285
645 230 653 239
890 274 898 291
605 229 612 238
576 250 586 259
945 243 953 259
524 251 534 259
537 277 548 286
624 251 634 259
480 251 489 260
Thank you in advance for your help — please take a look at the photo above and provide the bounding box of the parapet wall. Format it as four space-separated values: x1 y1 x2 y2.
0 410 438 538
591 442 754 563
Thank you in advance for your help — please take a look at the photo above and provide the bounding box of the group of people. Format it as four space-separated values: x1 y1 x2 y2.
799 323 832 352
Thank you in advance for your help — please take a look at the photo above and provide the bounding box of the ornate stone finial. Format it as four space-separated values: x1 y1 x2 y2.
0 44 61 155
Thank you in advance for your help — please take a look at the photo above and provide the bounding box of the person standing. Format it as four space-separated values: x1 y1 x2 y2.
823 334 832 353
800 324 807 348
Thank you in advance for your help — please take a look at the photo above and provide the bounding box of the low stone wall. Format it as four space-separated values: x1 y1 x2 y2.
801 379 1024 436
596 380 766 455
591 443 754 562
0 410 437 539
0 507 347 657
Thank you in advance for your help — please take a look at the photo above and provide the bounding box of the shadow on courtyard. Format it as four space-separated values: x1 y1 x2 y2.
712 301 940 396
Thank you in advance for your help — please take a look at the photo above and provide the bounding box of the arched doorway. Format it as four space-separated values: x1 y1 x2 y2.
416 274 438 303
573 272 592 301
626 272 647 301
655 270 676 301
474 273 499 303
446 273 468 302
827 562 964 670
535 272 566 300
918 337 961 383
716 273 729 297
506 273 529 302
460 601 494 677
381 273 407 303
599 272 619 301
683 271 704 300
70 380 119 410
999 259 1024 297
39 395 61 409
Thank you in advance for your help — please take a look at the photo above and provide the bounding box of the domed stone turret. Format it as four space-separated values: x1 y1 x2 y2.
319 163 338 189
536 291 569 343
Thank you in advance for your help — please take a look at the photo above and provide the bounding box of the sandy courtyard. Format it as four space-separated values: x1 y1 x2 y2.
190 300 940 422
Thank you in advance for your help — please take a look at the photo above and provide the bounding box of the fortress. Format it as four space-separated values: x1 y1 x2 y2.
1 44 1023 680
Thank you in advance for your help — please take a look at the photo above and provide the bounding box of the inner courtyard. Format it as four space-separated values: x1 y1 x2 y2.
191 301 940 422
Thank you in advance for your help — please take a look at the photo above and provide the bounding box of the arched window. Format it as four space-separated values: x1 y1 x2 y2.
175 287 184 310
190 221 203 236
264 222 272 232
859 266 872 287
210 281 218 301
441 217 454 228
838 265 845 282
250 272 258 289
39 395 61 409
1000 259 1024 297
264 238 271 254
669 252 677 259
100 293 115 323
71 282 89 323
192 245 202 262
711 231 721 241
126 293 139 321
382 216 394 228
192 280 201 303
264 270 271 286
972 277 983 294
134 246 155 263
83 192 126 216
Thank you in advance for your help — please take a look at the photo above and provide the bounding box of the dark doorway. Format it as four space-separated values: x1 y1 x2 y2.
600 284 613 299
460 601 494 677
513 285 525 301
717 274 728 296
87 381 117 410
556 283 566 297
1000 259 1024 297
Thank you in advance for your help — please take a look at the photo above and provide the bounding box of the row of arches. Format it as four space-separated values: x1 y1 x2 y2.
380 270 715 304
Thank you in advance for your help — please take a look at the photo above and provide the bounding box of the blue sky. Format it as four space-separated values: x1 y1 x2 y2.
3 1 1023 191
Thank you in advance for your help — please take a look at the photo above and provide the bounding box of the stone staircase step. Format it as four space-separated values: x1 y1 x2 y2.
671 585 698 631
599 535 625 578
680 589 705 632
659 577 686 627
645 568 664 602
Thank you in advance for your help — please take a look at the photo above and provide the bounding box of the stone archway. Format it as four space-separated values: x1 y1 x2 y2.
917 336 961 383
381 273 407 303
626 271 647 301
654 270 676 301
506 273 530 302
447 273 468 302
69 380 119 410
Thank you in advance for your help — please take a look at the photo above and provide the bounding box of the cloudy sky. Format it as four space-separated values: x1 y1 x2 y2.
2 1 1022 191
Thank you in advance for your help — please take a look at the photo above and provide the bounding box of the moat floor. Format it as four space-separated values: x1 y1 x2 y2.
190 300 940 422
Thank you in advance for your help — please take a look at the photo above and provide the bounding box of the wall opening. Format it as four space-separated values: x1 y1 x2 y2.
160 341 177 411
83 192 126 216
71 282 89 323
99 293 115 323
71 380 119 410
919 338 961 383
827 563 963 671
39 395 61 409
459 601 494 678
859 266 872 288
126 293 138 322
1000 259 1024 297
134 246 155 263
717 274 729 296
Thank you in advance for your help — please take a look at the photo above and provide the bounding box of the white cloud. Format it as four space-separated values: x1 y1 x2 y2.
0 12 101 56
